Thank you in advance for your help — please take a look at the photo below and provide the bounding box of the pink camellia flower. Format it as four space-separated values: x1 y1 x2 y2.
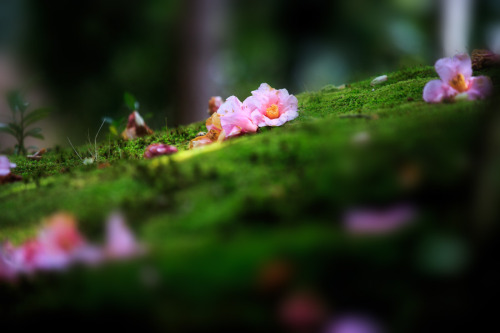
423 53 493 103
208 96 223 115
0 155 16 176
217 96 258 138
143 143 178 159
105 213 143 259
244 83 299 127
344 204 416 235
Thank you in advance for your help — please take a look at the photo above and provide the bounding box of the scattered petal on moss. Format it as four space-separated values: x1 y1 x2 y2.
344 204 416 234
121 111 154 140
144 143 178 159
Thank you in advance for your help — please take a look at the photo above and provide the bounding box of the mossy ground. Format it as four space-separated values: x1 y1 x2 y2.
1 66 499 331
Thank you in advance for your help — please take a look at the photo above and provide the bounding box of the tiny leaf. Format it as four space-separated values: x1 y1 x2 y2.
124 92 139 111
23 107 50 127
24 127 44 140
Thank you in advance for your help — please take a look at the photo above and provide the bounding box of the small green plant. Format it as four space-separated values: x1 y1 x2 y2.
103 92 153 137
0 90 50 155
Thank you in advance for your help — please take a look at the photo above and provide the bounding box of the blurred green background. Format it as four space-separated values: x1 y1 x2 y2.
0 0 499 145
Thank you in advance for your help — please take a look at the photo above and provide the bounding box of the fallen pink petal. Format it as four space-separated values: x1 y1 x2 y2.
105 213 143 259
324 315 383 333
143 143 178 159
344 204 416 234
0 155 16 176
121 111 154 140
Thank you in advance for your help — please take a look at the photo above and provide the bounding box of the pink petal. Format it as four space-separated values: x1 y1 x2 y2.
435 53 472 82
220 111 258 138
105 213 141 259
467 76 494 100
217 96 245 116
423 80 453 103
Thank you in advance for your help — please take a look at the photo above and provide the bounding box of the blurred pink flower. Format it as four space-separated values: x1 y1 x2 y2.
423 53 493 103
324 315 383 333
279 291 327 331
217 96 258 138
208 96 223 115
105 213 143 259
143 143 178 159
344 204 416 234
0 155 16 176
244 83 299 127
0 212 143 281
24 214 90 271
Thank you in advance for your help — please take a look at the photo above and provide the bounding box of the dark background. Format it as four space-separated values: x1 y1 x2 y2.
0 0 499 146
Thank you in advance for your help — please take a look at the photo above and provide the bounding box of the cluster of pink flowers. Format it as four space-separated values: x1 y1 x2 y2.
190 83 299 148
0 212 143 281
423 53 493 103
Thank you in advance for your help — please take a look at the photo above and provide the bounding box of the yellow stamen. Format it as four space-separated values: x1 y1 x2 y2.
265 104 280 119
449 73 468 92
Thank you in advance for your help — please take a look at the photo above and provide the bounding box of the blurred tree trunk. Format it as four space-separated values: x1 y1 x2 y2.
175 0 226 125
441 0 472 56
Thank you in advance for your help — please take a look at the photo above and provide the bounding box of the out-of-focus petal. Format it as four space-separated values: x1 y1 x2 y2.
207 96 223 115
324 315 382 333
0 155 16 176
467 76 494 100
121 111 153 140
105 213 142 259
144 143 178 159
344 204 416 235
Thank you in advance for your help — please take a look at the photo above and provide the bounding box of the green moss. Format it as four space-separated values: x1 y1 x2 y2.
0 66 498 329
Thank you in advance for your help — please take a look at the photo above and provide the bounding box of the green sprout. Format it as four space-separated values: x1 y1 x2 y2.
0 90 50 155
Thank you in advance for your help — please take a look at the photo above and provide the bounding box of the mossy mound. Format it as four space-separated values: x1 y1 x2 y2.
1 66 499 331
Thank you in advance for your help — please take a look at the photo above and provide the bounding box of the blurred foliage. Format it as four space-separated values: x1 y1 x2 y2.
0 90 49 155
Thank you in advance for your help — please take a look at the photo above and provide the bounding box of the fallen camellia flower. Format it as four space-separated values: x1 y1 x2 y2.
0 212 143 281
207 96 223 115
343 204 416 235
217 96 258 138
143 143 178 159
370 75 387 86
423 53 493 103
245 83 299 127
121 111 153 140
